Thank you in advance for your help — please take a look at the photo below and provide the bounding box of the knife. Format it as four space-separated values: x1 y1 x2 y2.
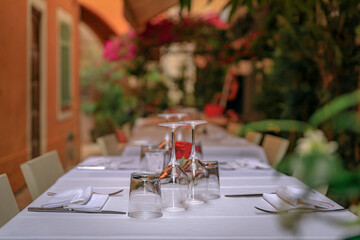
225 193 274 197
28 207 126 214
77 166 137 171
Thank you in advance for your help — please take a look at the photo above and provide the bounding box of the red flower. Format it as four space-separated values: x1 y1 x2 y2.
204 104 224 118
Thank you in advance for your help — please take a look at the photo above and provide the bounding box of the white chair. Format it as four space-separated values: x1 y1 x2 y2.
96 134 122 155
245 132 263 145
20 151 64 200
0 174 19 227
262 134 290 167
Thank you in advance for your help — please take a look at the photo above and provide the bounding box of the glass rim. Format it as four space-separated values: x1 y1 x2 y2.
131 172 160 179
201 160 218 165
158 122 189 127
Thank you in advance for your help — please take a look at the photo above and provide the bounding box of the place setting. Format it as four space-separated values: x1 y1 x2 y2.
224 185 346 215
77 156 139 171
219 157 272 171
28 186 127 214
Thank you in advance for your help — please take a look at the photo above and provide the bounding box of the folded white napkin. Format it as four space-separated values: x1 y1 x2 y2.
79 157 135 170
263 186 336 210
42 186 93 208
66 194 109 212
224 158 271 170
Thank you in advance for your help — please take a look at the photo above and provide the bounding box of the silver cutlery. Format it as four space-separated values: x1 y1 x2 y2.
28 207 126 214
220 167 236 170
77 166 137 170
225 193 274 197
254 206 347 214
47 189 124 196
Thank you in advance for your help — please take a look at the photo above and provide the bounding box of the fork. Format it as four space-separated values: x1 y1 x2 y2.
254 206 347 214
47 189 124 196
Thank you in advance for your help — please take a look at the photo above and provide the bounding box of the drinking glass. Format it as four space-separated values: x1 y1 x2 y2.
128 172 162 219
140 144 158 169
202 160 220 199
145 149 168 174
180 120 208 205
158 122 190 212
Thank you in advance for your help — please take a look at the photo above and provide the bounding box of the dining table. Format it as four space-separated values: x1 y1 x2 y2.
0 124 359 239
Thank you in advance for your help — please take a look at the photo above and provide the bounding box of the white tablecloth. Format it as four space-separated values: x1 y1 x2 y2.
0 125 358 239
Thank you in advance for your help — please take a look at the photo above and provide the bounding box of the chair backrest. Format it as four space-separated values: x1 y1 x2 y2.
96 134 120 155
226 122 243 135
245 132 263 145
262 134 290 167
0 174 19 227
20 151 64 200
121 122 132 141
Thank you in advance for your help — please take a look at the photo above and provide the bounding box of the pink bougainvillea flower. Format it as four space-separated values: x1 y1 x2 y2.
103 37 121 61
103 29 138 62
201 12 228 29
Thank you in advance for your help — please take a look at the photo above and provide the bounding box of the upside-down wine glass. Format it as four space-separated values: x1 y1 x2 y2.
180 120 208 205
158 122 190 212
158 113 175 150
173 113 188 141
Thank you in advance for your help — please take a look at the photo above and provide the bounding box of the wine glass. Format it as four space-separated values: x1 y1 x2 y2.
158 113 175 150
173 113 188 141
180 120 208 205
158 122 190 212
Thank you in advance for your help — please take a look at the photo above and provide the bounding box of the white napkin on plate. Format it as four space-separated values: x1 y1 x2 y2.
224 158 271 170
263 186 336 210
66 194 109 212
42 186 93 208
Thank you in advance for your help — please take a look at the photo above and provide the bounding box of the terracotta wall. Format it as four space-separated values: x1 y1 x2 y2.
0 0 80 192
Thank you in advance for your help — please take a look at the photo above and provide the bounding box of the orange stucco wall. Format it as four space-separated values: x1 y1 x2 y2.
0 0 29 192
0 0 80 192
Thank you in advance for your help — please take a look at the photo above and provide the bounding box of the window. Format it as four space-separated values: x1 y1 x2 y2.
57 8 73 120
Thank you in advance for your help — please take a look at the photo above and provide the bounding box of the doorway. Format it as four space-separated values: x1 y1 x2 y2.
28 0 47 159
30 7 41 158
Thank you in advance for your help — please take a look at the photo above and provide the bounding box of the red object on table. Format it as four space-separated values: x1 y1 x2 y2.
171 141 200 159
204 104 224 118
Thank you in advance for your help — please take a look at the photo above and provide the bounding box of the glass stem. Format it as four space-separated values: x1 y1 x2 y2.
170 127 177 165
190 125 196 160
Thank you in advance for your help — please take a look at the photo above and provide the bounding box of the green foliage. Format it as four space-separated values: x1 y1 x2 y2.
328 111 360 134
309 90 360 127
195 63 226 108
179 0 191 14
250 0 360 119
239 89 360 213
142 66 170 115
238 119 312 137
81 62 138 139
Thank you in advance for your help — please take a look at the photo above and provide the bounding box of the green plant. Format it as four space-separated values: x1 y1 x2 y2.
81 62 138 140
247 0 360 167
238 89 360 228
